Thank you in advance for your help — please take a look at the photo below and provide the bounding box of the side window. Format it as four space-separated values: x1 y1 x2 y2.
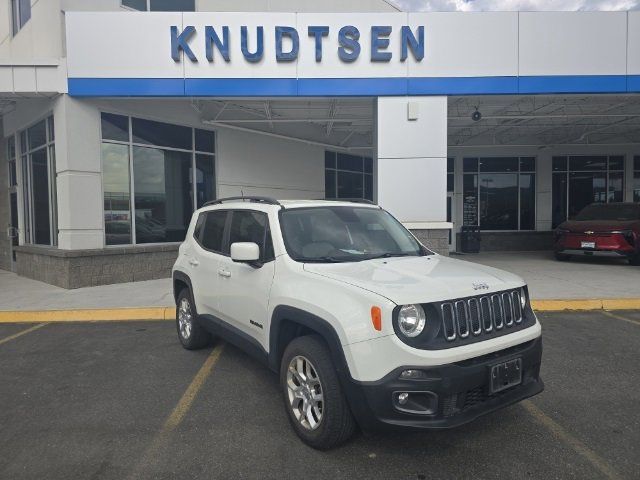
193 213 206 242
201 210 228 253
229 210 274 262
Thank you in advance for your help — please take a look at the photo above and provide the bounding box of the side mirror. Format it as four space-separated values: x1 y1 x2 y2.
230 242 261 266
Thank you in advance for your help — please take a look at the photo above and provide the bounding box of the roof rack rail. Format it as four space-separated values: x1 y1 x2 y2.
203 196 282 207
320 198 377 205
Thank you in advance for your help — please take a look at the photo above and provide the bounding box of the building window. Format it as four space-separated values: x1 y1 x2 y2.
462 157 536 231
447 157 454 193
121 0 195 11
324 151 373 201
19 116 57 246
101 113 216 246
11 0 31 36
552 155 624 228
7 136 17 187
634 156 640 203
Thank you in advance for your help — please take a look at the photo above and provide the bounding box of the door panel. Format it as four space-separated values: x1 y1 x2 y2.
216 210 275 349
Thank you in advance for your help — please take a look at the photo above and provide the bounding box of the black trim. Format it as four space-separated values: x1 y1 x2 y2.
198 313 269 365
351 337 544 431
172 270 193 303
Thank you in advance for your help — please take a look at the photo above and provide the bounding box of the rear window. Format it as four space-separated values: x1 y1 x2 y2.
575 204 640 221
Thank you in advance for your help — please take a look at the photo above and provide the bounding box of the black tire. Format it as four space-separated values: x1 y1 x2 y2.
176 288 211 350
629 253 640 266
555 252 571 261
280 335 356 450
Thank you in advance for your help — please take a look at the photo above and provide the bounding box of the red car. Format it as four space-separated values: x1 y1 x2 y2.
554 202 640 265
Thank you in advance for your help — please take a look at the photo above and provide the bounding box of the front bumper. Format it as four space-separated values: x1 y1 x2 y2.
343 336 543 431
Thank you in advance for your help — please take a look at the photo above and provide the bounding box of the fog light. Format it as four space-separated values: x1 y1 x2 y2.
397 392 409 405
392 391 438 415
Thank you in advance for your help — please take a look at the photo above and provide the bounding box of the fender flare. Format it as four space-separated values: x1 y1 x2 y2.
269 305 351 378
172 270 193 303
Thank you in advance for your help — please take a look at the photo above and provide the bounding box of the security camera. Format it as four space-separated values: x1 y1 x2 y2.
471 109 482 122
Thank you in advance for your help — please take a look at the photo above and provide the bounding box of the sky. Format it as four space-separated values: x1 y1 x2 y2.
389 0 640 11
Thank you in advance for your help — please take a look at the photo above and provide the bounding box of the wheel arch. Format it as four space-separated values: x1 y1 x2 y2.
269 305 350 378
173 270 193 303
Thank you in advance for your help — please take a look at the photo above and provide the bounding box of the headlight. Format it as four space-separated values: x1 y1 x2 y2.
397 304 426 338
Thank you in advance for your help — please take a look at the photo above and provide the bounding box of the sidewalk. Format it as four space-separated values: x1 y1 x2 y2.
0 250 639 320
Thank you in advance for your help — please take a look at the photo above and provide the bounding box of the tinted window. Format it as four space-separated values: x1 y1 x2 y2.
479 157 518 172
193 213 206 241
28 120 47 150
553 156 568 171
132 118 192 150
150 0 195 10
229 210 272 261
195 129 215 153
463 157 478 172
101 113 129 142
201 211 228 253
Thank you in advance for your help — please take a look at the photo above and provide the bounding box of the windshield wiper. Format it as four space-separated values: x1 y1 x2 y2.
363 252 415 260
297 256 350 263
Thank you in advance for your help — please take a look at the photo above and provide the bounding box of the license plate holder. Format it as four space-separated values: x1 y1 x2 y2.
490 358 522 394
581 241 596 249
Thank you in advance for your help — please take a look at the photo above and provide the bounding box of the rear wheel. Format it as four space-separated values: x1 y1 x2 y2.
555 252 571 261
176 288 211 350
280 335 356 450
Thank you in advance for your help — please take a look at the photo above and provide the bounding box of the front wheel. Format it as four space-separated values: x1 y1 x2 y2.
280 335 356 450
555 252 571 261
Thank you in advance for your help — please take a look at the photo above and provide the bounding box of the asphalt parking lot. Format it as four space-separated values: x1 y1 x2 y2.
0 311 638 480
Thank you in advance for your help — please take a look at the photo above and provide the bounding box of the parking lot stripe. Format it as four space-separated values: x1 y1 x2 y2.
522 400 622 480
128 343 225 478
601 310 640 326
0 323 48 346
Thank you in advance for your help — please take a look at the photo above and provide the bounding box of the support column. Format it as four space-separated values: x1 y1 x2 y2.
53 95 104 250
376 96 451 254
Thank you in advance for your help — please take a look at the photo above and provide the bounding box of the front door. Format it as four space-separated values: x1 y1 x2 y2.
447 192 456 252
216 210 275 350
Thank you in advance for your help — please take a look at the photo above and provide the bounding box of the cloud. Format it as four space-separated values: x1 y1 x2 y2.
389 0 640 11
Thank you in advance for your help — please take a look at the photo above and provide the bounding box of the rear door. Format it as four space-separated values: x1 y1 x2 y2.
190 209 230 318
216 209 276 349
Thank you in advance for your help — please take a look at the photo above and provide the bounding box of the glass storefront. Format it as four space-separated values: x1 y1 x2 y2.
19 116 57 246
462 157 536 231
324 151 373 201
634 156 640 203
101 113 216 246
552 155 624 228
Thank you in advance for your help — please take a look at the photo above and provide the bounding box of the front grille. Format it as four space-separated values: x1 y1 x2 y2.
440 289 524 342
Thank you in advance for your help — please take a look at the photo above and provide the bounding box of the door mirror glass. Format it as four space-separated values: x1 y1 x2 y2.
230 242 260 263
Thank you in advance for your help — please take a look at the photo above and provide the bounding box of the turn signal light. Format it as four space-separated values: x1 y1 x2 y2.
371 306 382 331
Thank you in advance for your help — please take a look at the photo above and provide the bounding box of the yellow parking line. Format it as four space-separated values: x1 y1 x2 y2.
0 307 173 323
128 343 225 478
0 323 48 346
601 310 640 326
522 400 622 480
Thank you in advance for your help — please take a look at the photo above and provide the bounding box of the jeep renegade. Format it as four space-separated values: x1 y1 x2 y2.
172 197 543 449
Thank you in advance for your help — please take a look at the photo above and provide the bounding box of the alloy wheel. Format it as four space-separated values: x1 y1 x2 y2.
178 297 193 339
286 355 324 430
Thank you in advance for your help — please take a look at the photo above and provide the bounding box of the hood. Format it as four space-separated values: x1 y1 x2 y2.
303 255 524 305
559 219 639 232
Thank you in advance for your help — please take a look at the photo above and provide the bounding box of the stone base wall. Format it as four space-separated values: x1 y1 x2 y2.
456 231 554 252
410 229 450 256
15 244 179 289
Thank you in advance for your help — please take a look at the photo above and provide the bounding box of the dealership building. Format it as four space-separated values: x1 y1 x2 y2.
1 0 640 288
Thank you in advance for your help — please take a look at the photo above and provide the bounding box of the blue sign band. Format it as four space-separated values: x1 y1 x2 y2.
68 75 640 97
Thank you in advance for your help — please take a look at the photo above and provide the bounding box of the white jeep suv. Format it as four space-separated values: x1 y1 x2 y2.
172 197 543 449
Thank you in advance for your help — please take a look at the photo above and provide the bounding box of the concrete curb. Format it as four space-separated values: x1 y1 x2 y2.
0 299 639 323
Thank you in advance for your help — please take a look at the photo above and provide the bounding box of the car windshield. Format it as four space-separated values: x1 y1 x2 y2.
574 204 640 221
279 206 430 263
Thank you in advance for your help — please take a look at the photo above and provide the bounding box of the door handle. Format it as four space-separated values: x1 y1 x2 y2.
189 259 199 267
217 268 231 278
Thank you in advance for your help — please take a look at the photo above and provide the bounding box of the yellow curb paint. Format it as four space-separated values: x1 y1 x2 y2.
0 298 639 324
0 323 48 345
0 307 173 323
522 400 622 480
